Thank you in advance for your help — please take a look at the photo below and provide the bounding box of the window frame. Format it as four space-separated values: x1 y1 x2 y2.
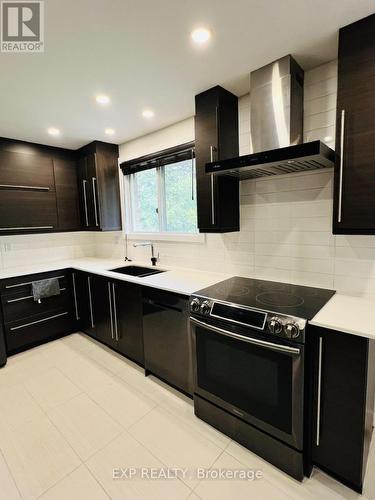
122 144 204 242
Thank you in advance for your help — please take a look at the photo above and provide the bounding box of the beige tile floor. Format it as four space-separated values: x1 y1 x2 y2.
0 332 374 500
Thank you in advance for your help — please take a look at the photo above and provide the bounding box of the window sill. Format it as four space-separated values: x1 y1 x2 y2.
126 232 205 243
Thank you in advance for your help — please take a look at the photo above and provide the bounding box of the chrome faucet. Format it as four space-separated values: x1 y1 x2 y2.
133 241 158 266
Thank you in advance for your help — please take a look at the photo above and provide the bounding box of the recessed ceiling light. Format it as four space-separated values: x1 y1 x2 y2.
47 127 60 136
324 135 333 142
191 27 211 45
142 109 154 119
96 94 110 105
105 128 115 136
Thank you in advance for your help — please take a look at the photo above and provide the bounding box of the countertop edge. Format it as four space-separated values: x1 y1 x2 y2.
308 318 375 340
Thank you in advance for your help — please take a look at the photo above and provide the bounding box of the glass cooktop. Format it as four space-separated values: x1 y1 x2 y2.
194 276 335 320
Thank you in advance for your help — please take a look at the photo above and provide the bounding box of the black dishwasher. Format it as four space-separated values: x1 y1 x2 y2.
142 288 193 395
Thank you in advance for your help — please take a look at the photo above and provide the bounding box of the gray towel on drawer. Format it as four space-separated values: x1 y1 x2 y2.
32 278 60 301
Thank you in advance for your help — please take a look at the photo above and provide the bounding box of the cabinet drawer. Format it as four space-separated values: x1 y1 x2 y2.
2 287 71 323
5 311 74 353
0 150 55 190
0 271 69 297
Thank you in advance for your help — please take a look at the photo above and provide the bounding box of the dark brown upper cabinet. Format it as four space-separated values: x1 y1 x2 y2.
333 14 375 234
77 141 122 231
195 86 239 233
54 158 81 231
0 138 80 234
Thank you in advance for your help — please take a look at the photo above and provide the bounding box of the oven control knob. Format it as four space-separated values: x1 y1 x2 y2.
190 298 201 313
269 316 283 334
200 301 211 315
284 322 300 339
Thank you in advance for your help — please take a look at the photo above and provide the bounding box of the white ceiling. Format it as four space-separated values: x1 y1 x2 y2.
0 0 374 149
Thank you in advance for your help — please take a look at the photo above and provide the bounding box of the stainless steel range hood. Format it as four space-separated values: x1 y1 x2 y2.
206 55 335 180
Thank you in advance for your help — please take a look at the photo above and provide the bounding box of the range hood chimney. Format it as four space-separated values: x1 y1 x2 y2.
206 55 334 180
250 55 303 153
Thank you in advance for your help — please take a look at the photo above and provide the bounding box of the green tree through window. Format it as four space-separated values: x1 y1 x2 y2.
129 158 197 233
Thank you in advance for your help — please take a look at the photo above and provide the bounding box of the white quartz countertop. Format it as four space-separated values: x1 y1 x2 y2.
2 258 375 338
310 294 375 340
0 258 230 296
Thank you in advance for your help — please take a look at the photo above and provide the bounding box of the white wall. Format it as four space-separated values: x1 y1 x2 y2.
96 60 375 299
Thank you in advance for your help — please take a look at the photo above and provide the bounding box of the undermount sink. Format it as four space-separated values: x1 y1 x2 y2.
109 265 166 278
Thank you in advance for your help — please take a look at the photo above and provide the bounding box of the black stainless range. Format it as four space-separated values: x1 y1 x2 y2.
190 276 335 480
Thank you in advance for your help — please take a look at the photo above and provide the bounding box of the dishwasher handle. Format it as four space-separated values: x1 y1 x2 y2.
143 298 184 313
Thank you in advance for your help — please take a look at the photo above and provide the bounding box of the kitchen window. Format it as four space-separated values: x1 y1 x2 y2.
122 142 198 236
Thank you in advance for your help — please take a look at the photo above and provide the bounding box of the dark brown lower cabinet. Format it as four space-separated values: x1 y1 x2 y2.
309 326 375 492
142 288 193 395
71 271 96 337
91 276 143 364
114 281 143 364
0 308 6 366
0 269 75 354
90 276 110 344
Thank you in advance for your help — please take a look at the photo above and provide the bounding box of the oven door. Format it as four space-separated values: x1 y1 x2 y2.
191 316 304 450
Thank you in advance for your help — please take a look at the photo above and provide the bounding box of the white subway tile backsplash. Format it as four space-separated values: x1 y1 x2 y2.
290 244 335 260
334 258 375 278
290 271 334 289
0 232 96 272
291 217 331 232
290 257 334 275
254 216 292 231
254 267 292 282
255 243 291 257
287 231 334 246
304 60 337 85
304 94 337 116
304 76 338 101
334 275 375 297
304 125 336 147
255 255 292 270
335 235 375 248
304 109 336 132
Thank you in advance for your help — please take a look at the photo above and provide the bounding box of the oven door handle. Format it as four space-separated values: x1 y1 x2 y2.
190 317 301 356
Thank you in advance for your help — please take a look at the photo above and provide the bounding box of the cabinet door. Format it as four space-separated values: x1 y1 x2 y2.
195 87 239 233
195 107 218 231
0 190 57 231
77 157 97 230
113 281 143 364
0 150 55 189
54 158 80 230
92 276 114 346
333 14 375 234
86 153 100 230
0 306 6 366
0 149 58 232
142 291 192 394
76 142 121 232
73 272 96 337
95 144 121 231
311 327 369 491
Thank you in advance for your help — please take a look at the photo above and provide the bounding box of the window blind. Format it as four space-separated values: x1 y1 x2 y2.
120 141 195 175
